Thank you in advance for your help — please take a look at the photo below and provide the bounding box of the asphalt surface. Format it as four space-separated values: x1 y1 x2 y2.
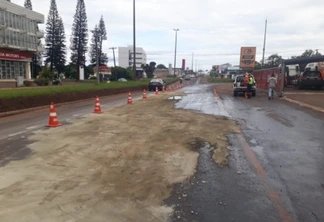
1 78 323 222
166 81 324 222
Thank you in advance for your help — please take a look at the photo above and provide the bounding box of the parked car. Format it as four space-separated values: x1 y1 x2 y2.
148 78 166 91
118 78 127 82
293 70 323 89
233 75 256 97
184 75 191 80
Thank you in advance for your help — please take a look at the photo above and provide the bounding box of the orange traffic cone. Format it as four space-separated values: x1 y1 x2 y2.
93 96 102 113
155 87 159 95
127 92 133 104
46 102 61 127
162 86 165 93
143 89 147 99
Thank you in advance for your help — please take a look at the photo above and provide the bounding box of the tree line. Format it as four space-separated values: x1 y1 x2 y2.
23 0 107 80
255 49 322 71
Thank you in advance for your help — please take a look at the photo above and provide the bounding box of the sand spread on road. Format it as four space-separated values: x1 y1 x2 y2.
0 92 239 222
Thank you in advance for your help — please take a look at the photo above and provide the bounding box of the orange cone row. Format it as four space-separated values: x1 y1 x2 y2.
46 83 184 127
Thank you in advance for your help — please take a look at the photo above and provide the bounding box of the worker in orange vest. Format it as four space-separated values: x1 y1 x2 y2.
244 72 249 84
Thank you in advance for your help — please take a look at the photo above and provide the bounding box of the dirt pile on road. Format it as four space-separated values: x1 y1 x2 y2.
0 92 239 221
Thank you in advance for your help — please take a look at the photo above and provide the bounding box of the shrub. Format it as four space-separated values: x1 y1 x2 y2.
34 78 49 86
23 80 34 87
39 67 55 80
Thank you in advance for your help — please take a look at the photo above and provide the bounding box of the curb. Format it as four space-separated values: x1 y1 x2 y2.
213 88 220 98
282 97 324 114
0 93 136 118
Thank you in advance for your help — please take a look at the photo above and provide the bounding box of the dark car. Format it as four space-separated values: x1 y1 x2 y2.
296 70 323 89
148 78 166 91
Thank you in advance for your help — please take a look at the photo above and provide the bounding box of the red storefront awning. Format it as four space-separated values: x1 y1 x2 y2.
0 49 33 61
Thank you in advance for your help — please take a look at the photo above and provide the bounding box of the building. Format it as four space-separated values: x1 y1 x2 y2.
93 64 111 81
153 68 169 78
0 0 44 85
118 45 147 70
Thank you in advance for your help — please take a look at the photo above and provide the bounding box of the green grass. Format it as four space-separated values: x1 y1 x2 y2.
0 78 178 99
207 77 233 83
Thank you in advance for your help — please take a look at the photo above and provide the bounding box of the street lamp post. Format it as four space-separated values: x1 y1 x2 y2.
96 37 100 83
109 47 117 67
133 0 136 80
173 29 179 77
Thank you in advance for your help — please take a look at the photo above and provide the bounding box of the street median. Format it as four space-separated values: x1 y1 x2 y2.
0 78 179 113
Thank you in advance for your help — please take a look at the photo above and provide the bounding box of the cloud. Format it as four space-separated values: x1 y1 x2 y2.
12 0 324 69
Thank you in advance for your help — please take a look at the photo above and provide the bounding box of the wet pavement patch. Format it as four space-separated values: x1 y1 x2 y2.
168 96 183 100
164 134 280 222
164 141 217 221
0 133 34 167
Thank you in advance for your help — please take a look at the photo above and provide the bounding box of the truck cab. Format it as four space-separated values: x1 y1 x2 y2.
278 64 300 86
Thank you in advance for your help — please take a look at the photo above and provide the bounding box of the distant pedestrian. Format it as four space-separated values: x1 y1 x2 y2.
267 74 277 100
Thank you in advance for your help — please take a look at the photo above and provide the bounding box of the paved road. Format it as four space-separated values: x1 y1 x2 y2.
1 79 323 221
166 82 324 222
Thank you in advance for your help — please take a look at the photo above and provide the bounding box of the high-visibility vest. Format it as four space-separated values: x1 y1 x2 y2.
249 77 254 84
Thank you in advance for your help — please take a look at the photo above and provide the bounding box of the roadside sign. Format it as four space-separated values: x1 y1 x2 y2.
239 47 256 69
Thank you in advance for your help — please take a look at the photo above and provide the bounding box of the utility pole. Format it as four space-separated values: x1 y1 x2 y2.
133 0 136 80
96 43 99 83
261 18 267 67
173 29 179 77
191 52 194 70
109 47 117 67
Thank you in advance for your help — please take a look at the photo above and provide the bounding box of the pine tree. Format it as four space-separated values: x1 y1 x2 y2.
31 39 43 78
98 16 108 65
89 25 99 65
70 0 88 80
89 24 108 65
44 0 66 74
24 0 33 10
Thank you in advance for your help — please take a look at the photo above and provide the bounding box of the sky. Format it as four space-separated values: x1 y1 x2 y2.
12 0 324 70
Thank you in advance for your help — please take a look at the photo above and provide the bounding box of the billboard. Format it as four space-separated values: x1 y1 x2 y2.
182 59 186 70
239 47 256 69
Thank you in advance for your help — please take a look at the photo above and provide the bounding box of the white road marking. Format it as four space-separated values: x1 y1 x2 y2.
65 118 73 123
26 125 41 130
8 131 27 137
81 114 92 118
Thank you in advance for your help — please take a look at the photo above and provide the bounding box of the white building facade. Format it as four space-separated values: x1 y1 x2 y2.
118 46 147 70
0 0 44 81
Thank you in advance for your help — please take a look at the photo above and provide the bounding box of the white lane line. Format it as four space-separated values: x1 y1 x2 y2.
26 125 41 130
8 131 27 137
